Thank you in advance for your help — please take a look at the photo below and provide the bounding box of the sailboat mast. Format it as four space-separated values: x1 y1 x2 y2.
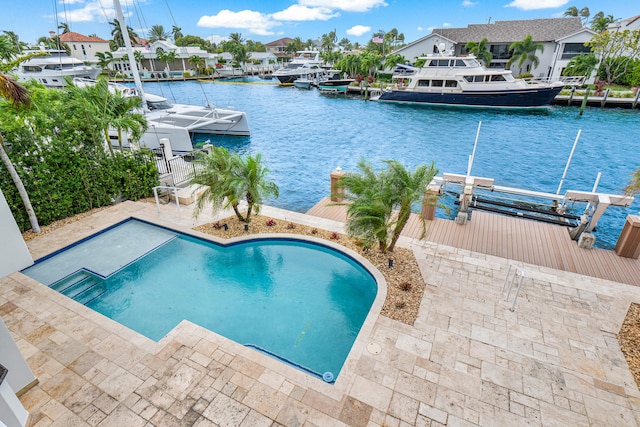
113 0 147 109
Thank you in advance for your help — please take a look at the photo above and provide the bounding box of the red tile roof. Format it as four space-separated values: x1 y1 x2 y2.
58 32 109 43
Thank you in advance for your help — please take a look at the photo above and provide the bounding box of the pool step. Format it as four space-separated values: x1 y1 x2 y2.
50 271 107 305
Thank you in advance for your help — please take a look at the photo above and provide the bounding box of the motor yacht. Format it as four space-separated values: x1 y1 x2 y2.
273 51 322 85
15 49 101 88
374 51 564 108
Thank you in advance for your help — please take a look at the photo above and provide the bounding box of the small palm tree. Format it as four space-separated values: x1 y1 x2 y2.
149 25 171 43
384 53 406 71
507 35 544 76
0 73 41 232
190 147 279 223
626 167 640 196
171 25 183 41
465 38 493 67
58 22 70 34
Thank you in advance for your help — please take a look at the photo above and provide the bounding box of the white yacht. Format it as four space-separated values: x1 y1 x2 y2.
374 50 564 109
273 51 322 85
15 49 101 88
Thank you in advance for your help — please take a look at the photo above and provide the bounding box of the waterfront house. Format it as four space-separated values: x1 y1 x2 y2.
265 37 295 60
608 14 640 32
57 31 110 64
393 17 596 81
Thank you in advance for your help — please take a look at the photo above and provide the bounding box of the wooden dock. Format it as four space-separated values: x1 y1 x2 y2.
307 197 640 286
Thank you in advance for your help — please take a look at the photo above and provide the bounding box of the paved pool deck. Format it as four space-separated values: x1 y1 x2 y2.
2 200 640 426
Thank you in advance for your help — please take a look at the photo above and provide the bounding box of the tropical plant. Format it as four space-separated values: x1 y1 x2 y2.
338 159 438 252
156 49 176 77
562 53 598 79
0 73 40 233
321 29 337 52
190 147 279 223
507 35 544 75
587 29 640 85
2 31 25 53
564 6 591 26
58 22 70 34
338 37 353 51
96 51 114 73
591 12 616 33
171 25 183 41
188 55 205 74
0 35 20 61
109 19 139 48
149 25 171 43
626 167 640 195
384 53 406 71
465 38 493 67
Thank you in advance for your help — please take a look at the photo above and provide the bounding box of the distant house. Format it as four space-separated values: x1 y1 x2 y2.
608 14 640 32
110 40 212 78
265 37 294 59
393 18 596 80
58 31 110 63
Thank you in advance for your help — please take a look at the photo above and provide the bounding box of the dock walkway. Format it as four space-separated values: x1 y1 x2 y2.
307 197 640 286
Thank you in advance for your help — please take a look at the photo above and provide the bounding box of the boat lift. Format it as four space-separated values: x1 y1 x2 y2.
430 122 635 246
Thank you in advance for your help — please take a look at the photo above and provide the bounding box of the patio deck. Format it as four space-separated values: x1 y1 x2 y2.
307 197 640 286
2 200 640 426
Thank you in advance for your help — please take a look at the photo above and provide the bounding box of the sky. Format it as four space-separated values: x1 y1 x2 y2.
2 0 636 46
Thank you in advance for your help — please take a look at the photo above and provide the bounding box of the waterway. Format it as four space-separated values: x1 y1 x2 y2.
141 79 640 250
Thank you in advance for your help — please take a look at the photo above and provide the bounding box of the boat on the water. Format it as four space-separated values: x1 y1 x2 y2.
14 49 101 88
273 51 322 85
293 77 314 89
373 51 564 108
215 63 244 78
317 70 354 93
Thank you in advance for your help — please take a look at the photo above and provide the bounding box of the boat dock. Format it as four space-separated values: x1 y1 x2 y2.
306 197 640 286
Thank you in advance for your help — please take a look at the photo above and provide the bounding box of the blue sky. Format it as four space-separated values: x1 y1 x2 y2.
2 0 635 46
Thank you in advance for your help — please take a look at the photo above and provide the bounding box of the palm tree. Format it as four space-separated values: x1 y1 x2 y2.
171 25 183 41
507 35 544 76
626 167 640 196
0 73 41 233
110 19 139 48
96 51 113 74
562 53 598 79
465 38 493 67
229 32 245 45
188 55 205 74
190 147 279 223
156 49 176 77
384 53 406 71
591 12 616 32
58 22 70 34
321 29 337 52
339 159 438 252
564 6 590 26
149 25 170 43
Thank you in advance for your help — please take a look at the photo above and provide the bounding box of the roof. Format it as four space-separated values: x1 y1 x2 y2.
432 17 584 43
58 31 109 43
265 37 294 47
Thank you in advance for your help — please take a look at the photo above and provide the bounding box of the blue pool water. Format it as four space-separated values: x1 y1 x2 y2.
22 219 378 380
140 79 640 249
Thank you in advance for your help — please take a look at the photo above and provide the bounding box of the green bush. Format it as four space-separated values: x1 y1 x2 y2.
0 83 159 232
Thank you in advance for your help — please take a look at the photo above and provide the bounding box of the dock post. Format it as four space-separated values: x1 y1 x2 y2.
579 87 590 116
633 88 640 109
330 167 346 202
601 88 610 107
615 215 640 259
421 185 440 221
568 86 575 105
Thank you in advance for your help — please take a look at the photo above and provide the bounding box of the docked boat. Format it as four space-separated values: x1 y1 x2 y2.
272 51 322 85
215 64 244 78
373 52 564 108
317 70 355 93
293 77 314 89
14 49 101 88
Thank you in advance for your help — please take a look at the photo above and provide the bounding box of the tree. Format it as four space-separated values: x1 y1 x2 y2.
587 29 640 85
564 6 590 26
175 35 215 52
190 147 279 223
339 159 438 252
2 31 25 53
58 22 70 34
338 37 353 51
156 49 176 76
591 12 616 33
383 53 406 71
321 29 337 52
149 25 170 43
171 25 183 41
465 38 493 67
0 73 40 232
0 35 20 61
109 19 139 48
188 55 205 74
507 35 544 75
96 51 113 73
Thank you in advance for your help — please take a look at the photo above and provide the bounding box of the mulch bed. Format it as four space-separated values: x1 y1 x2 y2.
618 303 640 388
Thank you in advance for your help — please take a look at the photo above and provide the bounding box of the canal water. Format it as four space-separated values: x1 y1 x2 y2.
142 79 640 250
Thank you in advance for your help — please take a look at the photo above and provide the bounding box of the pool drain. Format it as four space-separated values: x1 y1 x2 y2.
322 372 334 383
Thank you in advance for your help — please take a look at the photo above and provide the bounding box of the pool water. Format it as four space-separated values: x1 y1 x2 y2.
22 219 378 380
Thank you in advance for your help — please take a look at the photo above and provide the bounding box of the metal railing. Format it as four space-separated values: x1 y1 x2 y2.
152 145 206 186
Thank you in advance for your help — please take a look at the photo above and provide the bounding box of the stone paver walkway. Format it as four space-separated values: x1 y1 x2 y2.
2 200 640 426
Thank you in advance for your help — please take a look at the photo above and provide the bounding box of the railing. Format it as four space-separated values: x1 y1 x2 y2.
152 145 207 186
525 76 585 86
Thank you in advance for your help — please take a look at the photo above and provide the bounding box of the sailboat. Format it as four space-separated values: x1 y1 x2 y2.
112 0 249 152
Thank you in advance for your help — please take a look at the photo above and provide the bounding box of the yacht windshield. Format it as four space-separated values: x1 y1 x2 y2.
147 99 173 110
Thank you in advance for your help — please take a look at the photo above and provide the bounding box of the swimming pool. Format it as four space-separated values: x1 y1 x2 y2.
21 219 380 382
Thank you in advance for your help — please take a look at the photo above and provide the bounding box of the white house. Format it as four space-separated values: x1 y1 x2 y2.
394 18 596 80
58 31 110 63
608 14 640 32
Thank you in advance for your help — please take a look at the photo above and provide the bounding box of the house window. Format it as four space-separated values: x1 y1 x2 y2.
561 43 591 60
489 44 511 60
81 44 86 56
73 44 77 50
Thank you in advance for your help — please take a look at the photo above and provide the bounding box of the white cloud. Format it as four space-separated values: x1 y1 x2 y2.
55 0 149 24
197 9 281 36
462 0 478 6
346 25 371 36
299 0 388 13
443 22 452 27
505 0 569 10
272 5 339 21
417 26 424 32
